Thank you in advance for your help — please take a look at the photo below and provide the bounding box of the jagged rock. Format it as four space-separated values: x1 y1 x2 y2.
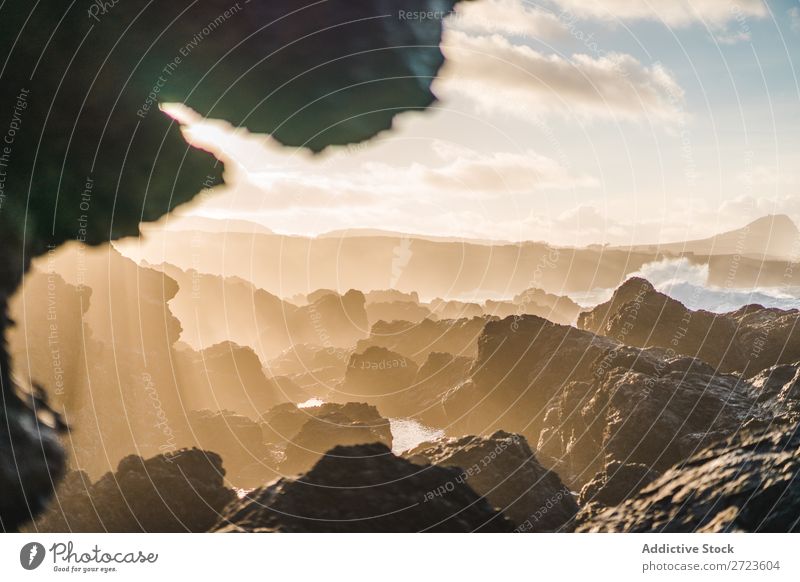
442 315 616 440
406 431 578 531
357 317 490 365
281 403 392 475
579 278 800 375
732 307 800 375
578 461 660 507
366 301 432 325
213 443 514 532
537 354 757 486
513 288 582 326
578 278 744 372
336 347 419 411
365 290 420 304
261 403 312 446
29 450 236 533
175 410 280 489
173 342 290 417
578 426 800 532
407 352 473 426
429 299 484 320
267 344 350 394
0 0 460 530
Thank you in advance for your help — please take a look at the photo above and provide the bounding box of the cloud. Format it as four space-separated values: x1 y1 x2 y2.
422 149 598 191
438 31 685 124
450 0 567 39
790 7 800 34
548 0 767 28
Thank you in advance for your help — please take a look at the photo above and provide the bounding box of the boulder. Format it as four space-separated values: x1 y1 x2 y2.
30 449 236 532
281 403 392 475
357 317 490 365
335 346 419 413
175 410 280 488
407 431 577 531
577 278 743 372
579 277 800 376
213 443 514 532
442 315 617 440
578 461 660 507
537 354 757 486
578 426 800 532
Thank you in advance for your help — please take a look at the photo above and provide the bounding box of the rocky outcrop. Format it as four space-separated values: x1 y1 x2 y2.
29 449 236 532
406 431 577 531
406 352 473 426
428 299 484 321
578 278 744 372
578 426 800 532
174 341 293 417
578 462 660 507
366 301 431 325
357 317 490 364
281 403 393 475
537 354 757 486
730 306 800 375
512 288 582 326
267 344 350 394
578 277 800 375
213 443 514 532
174 410 280 488
442 315 617 441
336 346 418 410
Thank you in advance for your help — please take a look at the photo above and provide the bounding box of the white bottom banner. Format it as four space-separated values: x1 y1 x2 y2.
1 534 797 581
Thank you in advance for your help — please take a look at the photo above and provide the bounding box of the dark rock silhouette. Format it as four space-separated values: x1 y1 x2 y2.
0 0 461 530
407 431 578 531
578 426 800 532
28 449 236 533
213 443 514 532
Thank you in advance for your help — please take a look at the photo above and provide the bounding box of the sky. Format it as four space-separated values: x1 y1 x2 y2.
165 0 800 247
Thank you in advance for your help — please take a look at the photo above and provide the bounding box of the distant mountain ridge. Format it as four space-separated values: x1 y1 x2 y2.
118 214 800 296
614 214 800 260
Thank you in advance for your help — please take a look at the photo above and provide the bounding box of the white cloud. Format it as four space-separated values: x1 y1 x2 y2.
450 0 567 39
549 0 766 28
422 149 598 191
438 31 685 124
790 7 800 33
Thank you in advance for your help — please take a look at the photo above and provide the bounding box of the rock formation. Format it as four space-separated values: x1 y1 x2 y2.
213 443 514 532
281 403 393 475
578 277 800 375
578 426 800 532
407 431 578 531
29 449 236 533
537 353 757 486
357 316 491 365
